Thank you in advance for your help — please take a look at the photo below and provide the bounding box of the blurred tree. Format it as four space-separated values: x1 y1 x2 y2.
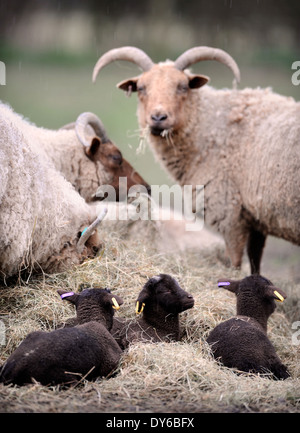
0 0 299 48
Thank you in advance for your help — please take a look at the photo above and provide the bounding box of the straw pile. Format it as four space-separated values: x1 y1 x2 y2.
0 228 299 413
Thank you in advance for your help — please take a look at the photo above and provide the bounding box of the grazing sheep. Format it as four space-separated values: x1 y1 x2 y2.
93 46 300 274
0 103 150 202
0 113 107 280
111 274 194 349
206 275 290 380
0 288 123 386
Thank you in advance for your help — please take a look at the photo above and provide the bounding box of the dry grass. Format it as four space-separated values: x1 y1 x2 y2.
0 229 299 413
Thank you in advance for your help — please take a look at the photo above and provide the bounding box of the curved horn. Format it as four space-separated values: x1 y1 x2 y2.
75 112 110 147
174 46 240 85
77 207 108 253
92 46 154 83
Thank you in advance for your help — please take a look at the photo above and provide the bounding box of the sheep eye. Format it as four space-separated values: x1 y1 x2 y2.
137 85 146 94
177 83 189 94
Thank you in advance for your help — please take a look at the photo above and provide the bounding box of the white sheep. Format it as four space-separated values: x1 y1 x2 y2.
0 103 223 262
0 112 107 280
0 102 150 203
92 46 300 274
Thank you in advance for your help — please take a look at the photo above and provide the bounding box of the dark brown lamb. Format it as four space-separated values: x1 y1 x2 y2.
206 275 290 380
0 288 123 386
111 274 195 350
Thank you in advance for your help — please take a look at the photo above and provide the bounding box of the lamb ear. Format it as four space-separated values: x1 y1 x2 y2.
110 294 124 310
265 286 287 302
217 279 240 294
135 286 150 312
57 290 79 305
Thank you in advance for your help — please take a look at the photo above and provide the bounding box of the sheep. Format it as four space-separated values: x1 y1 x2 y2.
0 112 107 280
206 275 290 380
0 103 150 202
110 274 195 349
0 288 123 386
92 46 300 274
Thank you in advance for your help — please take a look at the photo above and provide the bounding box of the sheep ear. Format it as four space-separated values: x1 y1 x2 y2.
84 137 101 161
217 279 240 294
265 286 287 302
110 294 124 310
117 77 139 96
188 74 210 89
136 288 149 308
135 300 145 315
57 290 79 305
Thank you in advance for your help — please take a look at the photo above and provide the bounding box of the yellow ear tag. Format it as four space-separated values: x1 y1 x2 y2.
112 297 120 310
135 301 145 315
274 290 284 302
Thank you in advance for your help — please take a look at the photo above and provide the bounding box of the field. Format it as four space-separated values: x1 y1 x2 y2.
0 54 300 414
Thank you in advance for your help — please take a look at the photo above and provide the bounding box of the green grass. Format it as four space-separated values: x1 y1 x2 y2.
0 61 171 186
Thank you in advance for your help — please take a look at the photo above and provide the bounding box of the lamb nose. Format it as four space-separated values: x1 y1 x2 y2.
151 113 168 122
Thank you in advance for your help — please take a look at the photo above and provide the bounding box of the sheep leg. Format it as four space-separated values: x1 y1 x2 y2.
223 227 249 269
247 228 266 275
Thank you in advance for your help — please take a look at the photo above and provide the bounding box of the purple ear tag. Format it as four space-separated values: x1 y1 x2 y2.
60 291 75 299
218 282 231 287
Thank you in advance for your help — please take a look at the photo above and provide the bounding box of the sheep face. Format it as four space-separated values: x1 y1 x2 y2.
218 275 287 319
58 287 124 329
85 136 150 201
117 64 209 137
136 274 194 315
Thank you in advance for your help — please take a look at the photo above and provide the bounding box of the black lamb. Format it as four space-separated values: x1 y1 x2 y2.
0 288 123 386
206 275 290 380
111 274 194 349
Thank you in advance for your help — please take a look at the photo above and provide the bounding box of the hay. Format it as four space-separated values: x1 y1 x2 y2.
0 230 299 413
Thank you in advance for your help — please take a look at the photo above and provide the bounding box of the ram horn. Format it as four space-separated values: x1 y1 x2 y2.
92 46 154 82
174 46 241 85
75 112 110 147
77 207 108 253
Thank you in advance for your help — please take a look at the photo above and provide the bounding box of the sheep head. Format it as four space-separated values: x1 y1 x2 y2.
62 112 150 201
217 275 287 325
136 274 194 315
57 287 124 328
93 46 240 137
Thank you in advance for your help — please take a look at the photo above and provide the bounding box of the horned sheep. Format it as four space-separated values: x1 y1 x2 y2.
0 288 123 386
0 113 107 280
111 274 195 349
206 275 290 380
93 46 300 274
0 103 150 202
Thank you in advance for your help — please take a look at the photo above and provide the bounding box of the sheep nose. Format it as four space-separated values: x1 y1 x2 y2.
151 113 168 123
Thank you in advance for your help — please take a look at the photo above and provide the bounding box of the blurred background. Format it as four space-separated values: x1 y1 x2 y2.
0 0 299 279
